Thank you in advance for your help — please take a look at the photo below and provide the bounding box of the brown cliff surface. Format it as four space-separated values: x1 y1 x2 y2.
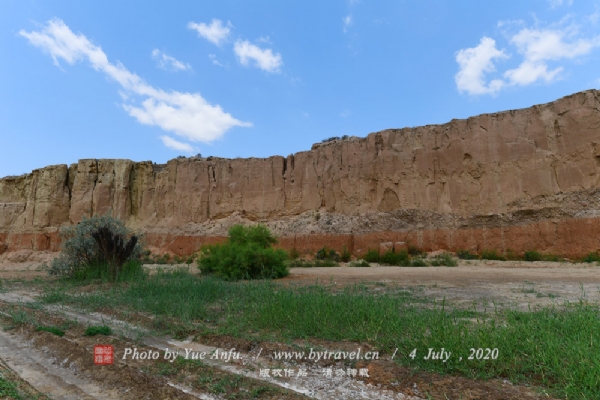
2 89 600 257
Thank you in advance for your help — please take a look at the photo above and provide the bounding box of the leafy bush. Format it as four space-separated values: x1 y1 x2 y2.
316 246 340 262
362 249 381 263
340 245 352 262
429 252 458 267
49 214 143 281
410 258 428 267
524 250 542 262
480 249 506 261
456 249 478 260
197 224 288 280
380 250 410 266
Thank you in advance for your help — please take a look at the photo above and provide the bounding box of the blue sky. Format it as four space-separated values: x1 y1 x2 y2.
2 0 600 177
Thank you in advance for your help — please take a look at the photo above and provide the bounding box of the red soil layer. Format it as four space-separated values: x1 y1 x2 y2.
3 217 597 259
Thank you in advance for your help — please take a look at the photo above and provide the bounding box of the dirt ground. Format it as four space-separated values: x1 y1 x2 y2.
1 257 596 399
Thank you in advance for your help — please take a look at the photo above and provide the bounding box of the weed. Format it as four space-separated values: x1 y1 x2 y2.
583 252 600 263
380 250 410 266
316 246 340 262
480 249 506 261
524 250 542 262
36 326 65 336
410 258 428 267
456 249 478 260
429 252 458 267
340 245 352 262
288 247 300 260
362 249 381 263
348 260 370 267
84 325 112 336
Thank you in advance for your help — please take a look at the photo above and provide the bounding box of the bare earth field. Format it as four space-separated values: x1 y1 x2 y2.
0 257 597 399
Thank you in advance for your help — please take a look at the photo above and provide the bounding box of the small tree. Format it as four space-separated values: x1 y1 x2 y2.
49 214 142 280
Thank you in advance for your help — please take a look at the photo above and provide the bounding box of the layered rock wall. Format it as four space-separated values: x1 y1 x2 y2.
2 90 600 257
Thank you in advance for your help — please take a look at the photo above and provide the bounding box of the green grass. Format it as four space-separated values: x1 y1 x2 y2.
456 249 478 260
36 326 65 336
40 271 600 399
84 325 112 336
0 372 23 400
287 259 338 268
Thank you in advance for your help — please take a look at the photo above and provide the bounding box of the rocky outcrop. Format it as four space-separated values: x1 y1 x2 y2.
2 89 600 257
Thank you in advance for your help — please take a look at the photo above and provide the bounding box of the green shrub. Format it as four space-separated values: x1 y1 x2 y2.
524 250 542 262
480 249 506 261
429 252 458 267
84 325 112 336
348 259 370 267
407 245 425 257
49 214 143 281
380 250 410 266
410 258 428 267
197 224 288 280
36 326 65 336
362 249 381 263
316 246 340 261
583 252 600 263
340 245 352 262
456 249 478 260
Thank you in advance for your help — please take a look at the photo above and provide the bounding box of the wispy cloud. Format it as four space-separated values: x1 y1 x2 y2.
208 53 227 68
233 40 282 73
548 0 573 9
343 15 353 33
188 19 231 46
455 37 508 95
20 18 250 148
151 49 191 71
160 135 195 152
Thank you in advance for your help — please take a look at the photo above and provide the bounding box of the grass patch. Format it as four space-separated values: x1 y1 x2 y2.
0 374 23 400
36 326 65 336
39 271 600 399
84 325 112 336
287 259 338 268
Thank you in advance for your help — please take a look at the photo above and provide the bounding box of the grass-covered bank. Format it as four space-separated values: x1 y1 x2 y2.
39 271 599 399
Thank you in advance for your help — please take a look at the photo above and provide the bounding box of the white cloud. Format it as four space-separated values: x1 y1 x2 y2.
208 53 227 68
548 0 573 8
504 27 600 86
188 19 231 46
233 40 282 73
455 37 508 95
343 15 353 33
160 135 195 152
151 49 191 71
20 18 250 148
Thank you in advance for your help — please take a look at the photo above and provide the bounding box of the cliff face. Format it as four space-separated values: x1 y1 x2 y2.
2 89 600 257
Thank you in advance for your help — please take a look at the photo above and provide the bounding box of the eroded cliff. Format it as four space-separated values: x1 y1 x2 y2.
2 89 600 257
